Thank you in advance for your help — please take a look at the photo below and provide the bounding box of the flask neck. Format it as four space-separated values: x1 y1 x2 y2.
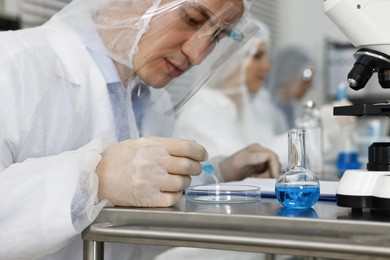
288 129 307 169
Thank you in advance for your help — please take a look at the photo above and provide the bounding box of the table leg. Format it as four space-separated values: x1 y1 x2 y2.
265 254 276 260
83 240 104 260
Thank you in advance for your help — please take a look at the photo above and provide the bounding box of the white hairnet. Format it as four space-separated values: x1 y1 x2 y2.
266 44 315 96
52 0 160 71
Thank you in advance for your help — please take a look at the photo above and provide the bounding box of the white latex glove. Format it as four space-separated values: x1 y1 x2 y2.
218 143 281 182
96 137 208 207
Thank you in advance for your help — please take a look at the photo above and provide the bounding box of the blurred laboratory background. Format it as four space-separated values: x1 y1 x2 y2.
1 0 389 176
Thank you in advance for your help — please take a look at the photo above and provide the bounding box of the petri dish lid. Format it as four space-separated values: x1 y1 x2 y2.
185 183 261 203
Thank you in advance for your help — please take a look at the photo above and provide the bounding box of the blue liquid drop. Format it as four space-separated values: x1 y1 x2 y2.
201 161 219 183
275 184 320 209
202 163 214 175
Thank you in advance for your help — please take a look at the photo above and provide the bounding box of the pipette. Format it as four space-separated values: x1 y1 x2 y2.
201 161 219 183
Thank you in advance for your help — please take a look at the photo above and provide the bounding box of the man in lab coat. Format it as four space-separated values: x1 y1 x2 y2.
0 0 280 259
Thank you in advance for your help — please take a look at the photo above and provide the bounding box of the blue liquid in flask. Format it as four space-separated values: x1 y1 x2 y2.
275 184 319 209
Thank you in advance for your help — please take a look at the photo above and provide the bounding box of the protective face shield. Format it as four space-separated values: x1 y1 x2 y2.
53 0 258 116
143 0 260 116
195 22 270 120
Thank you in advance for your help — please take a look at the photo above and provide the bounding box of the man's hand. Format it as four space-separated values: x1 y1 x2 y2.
96 137 208 207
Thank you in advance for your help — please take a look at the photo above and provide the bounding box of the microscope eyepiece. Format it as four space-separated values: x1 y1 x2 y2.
347 59 375 91
348 49 390 90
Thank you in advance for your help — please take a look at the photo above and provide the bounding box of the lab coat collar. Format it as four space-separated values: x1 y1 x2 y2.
88 48 122 85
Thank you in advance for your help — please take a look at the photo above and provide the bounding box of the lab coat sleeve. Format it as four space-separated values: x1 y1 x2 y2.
0 137 113 260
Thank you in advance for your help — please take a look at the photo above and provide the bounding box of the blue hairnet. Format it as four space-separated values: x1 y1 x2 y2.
266 45 315 96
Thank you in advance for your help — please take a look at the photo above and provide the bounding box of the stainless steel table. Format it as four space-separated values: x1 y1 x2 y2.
82 197 390 260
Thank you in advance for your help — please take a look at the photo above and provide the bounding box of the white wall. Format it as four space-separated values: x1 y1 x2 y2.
3 0 20 16
276 0 350 104
277 0 348 49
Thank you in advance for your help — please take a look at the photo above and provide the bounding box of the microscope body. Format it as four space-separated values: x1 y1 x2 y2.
337 143 390 211
323 0 390 211
323 0 390 54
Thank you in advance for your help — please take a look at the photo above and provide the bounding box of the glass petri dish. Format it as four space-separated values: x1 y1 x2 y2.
185 183 261 203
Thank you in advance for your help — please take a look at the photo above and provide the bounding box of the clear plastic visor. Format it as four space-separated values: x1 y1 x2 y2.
133 0 259 116
150 0 245 42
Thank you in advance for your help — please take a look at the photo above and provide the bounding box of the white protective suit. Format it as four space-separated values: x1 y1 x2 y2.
173 23 288 168
251 87 289 168
0 0 255 259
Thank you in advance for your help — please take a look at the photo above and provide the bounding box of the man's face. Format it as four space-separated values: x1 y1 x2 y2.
133 0 244 88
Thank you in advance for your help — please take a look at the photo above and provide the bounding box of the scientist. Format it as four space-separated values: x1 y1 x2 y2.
0 0 280 259
265 44 316 135
173 22 287 171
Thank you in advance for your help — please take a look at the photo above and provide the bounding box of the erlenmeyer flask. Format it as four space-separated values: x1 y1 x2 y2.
275 129 320 209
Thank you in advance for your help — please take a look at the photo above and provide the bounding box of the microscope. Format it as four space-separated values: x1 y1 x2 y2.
323 0 390 211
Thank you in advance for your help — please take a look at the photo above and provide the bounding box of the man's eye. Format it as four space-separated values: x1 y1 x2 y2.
212 33 221 43
185 13 201 26
180 7 206 28
211 28 227 43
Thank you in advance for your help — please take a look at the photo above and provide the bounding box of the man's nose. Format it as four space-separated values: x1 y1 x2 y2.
182 36 214 66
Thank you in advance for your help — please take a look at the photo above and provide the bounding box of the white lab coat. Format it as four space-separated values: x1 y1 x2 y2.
251 88 288 167
251 88 284 137
174 87 288 168
0 17 173 259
